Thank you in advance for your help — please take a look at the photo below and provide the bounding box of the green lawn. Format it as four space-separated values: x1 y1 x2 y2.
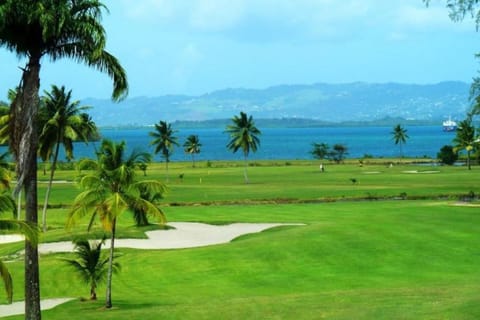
1 161 480 319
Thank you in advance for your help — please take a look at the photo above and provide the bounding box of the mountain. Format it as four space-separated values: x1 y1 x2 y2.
83 81 470 127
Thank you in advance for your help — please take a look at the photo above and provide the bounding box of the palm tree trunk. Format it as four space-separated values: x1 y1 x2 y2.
17 190 21 220
42 141 60 232
165 159 169 183
15 57 41 320
192 154 195 168
105 218 116 309
243 154 249 184
467 150 471 170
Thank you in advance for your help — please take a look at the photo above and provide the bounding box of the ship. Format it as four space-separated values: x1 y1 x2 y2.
443 116 457 132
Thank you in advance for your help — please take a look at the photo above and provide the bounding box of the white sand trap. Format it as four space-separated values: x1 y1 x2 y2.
0 298 74 318
402 170 439 174
0 222 300 254
363 171 381 174
0 235 24 244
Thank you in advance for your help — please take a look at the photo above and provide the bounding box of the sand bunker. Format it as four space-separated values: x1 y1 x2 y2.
36 222 298 254
402 170 440 174
0 298 74 317
0 222 301 254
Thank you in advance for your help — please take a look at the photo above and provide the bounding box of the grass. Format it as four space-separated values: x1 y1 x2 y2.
1 160 480 319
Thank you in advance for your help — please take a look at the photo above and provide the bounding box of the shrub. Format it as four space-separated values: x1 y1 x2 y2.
437 145 458 165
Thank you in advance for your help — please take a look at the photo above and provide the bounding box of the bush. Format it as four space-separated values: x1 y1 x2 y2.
437 145 458 165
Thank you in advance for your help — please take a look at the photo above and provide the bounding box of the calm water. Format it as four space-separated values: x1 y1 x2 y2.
53 126 456 162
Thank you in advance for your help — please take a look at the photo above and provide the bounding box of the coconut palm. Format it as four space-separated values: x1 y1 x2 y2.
183 135 202 168
0 1 127 316
38 85 99 232
149 121 179 181
0 212 37 304
453 117 477 170
391 124 409 157
63 237 119 300
225 112 261 184
0 150 36 304
68 139 166 309
132 184 165 226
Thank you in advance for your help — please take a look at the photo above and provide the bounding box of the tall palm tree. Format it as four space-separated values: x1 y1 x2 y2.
0 1 127 317
183 134 202 168
149 121 179 181
454 117 477 170
68 139 166 309
63 237 119 301
38 85 98 232
225 112 261 184
391 124 409 157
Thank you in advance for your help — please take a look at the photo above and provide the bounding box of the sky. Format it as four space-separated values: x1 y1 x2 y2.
1 0 480 100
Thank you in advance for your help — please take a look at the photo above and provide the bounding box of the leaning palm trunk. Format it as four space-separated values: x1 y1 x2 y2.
105 218 116 309
11 58 42 320
41 141 61 232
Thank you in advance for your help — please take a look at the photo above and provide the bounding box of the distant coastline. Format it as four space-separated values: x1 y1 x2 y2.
99 117 441 130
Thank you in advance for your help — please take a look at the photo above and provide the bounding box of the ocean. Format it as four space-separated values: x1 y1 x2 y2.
56 125 456 162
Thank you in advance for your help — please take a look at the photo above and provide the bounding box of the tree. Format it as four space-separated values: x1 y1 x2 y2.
0 151 37 304
453 117 477 170
63 237 119 301
391 124 409 157
311 142 330 160
0 1 127 317
329 144 348 163
437 145 459 165
68 139 166 309
149 121 179 182
183 135 202 168
225 112 261 184
132 184 165 226
38 85 99 232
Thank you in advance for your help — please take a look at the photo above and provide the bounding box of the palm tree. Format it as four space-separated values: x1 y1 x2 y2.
38 85 99 232
225 112 261 184
149 121 179 181
68 139 166 309
63 237 119 300
454 117 477 170
391 124 409 157
183 135 202 168
132 184 165 226
0 212 38 304
0 2 127 317
0 151 37 304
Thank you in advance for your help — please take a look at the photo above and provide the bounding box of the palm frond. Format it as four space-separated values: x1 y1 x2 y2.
0 260 13 304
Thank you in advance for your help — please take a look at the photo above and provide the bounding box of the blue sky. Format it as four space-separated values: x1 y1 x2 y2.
1 0 479 100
